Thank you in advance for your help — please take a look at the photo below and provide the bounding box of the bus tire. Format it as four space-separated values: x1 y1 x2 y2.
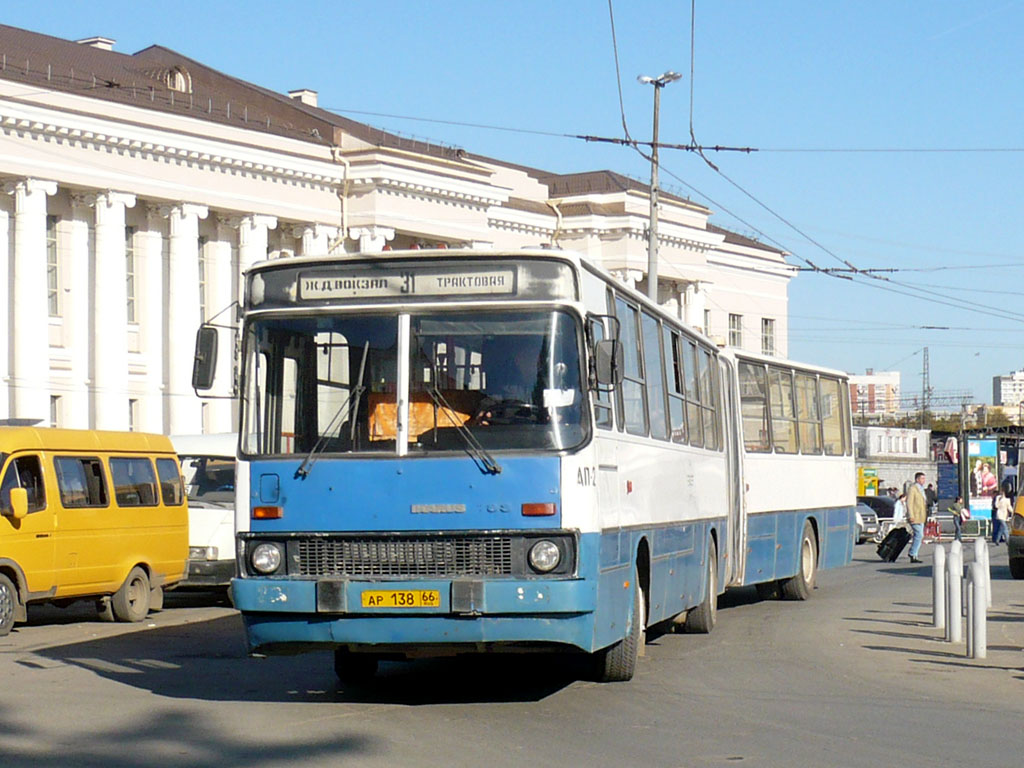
111 567 151 622
685 541 718 634
0 574 17 637
334 649 378 685
1009 557 1024 580
780 521 817 601
594 570 644 682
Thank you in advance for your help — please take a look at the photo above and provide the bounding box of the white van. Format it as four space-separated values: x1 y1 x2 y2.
171 434 242 588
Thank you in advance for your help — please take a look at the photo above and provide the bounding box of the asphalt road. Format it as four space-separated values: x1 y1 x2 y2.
2 542 1021 768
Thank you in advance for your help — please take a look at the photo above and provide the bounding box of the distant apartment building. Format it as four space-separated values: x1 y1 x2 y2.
992 370 1024 408
849 369 901 418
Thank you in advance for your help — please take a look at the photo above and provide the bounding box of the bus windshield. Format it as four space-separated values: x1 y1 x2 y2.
240 309 586 457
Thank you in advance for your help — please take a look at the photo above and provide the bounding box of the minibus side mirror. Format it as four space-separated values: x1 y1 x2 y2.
595 339 623 386
192 326 219 391
6 488 27 520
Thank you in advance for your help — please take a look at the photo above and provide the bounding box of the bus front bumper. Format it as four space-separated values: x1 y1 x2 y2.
231 576 598 653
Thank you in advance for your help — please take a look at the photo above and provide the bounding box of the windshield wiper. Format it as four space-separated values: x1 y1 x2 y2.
295 341 370 479
422 356 501 475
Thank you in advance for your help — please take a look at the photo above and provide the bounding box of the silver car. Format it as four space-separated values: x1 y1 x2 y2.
855 503 879 545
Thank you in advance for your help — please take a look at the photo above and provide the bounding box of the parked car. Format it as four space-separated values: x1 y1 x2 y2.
854 503 879 544
172 434 238 589
858 494 896 520
1009 497 1024 580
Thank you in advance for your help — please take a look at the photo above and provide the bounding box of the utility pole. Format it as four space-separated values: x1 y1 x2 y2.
920 346 931 429
637 70 681 303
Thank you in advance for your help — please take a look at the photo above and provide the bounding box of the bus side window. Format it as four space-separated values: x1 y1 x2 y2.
588 318 613 429
641 312 669 441
54 457 108 507
0 456 46 513
768 366 799 454
614 296 648 437
156 458 185 506
738 362 771 452
663 328 687 444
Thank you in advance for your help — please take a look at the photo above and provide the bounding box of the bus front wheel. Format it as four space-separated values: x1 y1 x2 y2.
594 569 644 682
780 521 818 601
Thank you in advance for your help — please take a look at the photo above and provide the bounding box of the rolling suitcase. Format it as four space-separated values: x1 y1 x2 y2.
876 526 911 562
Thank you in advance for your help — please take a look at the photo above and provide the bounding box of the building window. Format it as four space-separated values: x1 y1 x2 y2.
128 398 138 432
728 314 743 347
167 67 191 93
761 318 776 356
126 226 137 323
703 309 711 337
198 235 209 322
46 214 60 317
50 395 61 427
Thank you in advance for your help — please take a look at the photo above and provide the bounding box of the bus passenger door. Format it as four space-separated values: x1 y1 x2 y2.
0 454 56 595
719 359 744 586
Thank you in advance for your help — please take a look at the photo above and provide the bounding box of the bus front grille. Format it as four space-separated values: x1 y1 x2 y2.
294 536 515 577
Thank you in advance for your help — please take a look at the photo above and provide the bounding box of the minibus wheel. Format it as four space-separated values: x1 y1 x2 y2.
112 567 151 622
685 541 718 634
0 574 17 636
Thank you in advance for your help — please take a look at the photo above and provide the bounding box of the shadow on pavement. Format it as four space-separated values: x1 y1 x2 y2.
24 589 231 630
27 613 580 705
0 705 375 768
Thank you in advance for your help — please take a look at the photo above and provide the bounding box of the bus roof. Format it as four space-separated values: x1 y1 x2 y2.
246 247 582 275
721 347 850 380
0 427 177 455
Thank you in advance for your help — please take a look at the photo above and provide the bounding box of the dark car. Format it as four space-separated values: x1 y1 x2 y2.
858 495 896 520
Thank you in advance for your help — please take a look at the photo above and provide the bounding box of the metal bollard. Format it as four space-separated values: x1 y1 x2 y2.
945 546 962 643
979 537 992 608
967 561 987 659
933 545 946 629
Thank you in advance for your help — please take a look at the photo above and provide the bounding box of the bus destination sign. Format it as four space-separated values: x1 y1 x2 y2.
300 268 517 300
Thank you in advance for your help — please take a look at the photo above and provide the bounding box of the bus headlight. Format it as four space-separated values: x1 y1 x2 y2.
528 540 561 573
251 542 283 574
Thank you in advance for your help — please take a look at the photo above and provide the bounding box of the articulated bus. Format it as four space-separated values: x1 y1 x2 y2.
193 248 854 682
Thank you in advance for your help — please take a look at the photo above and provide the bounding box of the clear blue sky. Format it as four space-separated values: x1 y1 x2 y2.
6 1 1024 406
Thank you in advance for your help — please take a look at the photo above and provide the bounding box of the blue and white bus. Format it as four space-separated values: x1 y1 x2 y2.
193 248 854 682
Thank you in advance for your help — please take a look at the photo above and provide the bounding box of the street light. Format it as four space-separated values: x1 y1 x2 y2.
637 70 682 303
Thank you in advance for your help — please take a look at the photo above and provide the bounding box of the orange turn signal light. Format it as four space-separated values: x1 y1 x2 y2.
252 505 283 520
521 503 556 517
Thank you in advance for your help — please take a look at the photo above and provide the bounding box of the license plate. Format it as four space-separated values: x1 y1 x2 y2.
361 589 441 608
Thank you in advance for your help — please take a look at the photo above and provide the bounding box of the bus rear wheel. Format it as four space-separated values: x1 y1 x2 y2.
594 570 644 682
112 567 151 622
780 521 817 601
334 649 378 685
0 574 17 637
684 541 718 634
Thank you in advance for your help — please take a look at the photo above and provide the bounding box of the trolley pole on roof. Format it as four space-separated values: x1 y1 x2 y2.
637 70 681 303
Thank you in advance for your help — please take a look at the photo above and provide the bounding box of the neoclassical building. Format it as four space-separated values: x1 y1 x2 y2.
0 23 793 435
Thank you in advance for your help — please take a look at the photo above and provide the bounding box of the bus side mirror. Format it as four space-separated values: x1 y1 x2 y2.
192 326 219 391
6 488 28 520
594 340 623 386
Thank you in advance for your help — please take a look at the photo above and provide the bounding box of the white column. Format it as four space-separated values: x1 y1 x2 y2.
140 206 166 433
5 179 57 422
349 226 394 253
208 217 237 432
683 281 708 330
92 191 136 431
293 223 338 258
65 194 94 428
164 202 208 435
0 196 10 420
238 214 277 305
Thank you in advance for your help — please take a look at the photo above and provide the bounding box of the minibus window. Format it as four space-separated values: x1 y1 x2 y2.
109 458 159 507
54 457 108 507
156 458 184 506
0 455 46 513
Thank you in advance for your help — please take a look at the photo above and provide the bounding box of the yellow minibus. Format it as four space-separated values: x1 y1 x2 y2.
0 427 188 635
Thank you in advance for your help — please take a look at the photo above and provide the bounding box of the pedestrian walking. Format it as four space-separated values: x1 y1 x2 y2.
992 490 1012 544
906 472 928 563
948 495 968 542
